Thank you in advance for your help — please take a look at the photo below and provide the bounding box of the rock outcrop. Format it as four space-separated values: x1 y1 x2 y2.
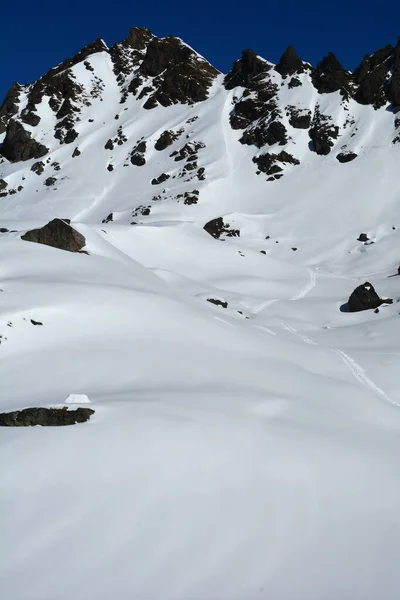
0 83 22 133
203 217 240 239
312 52 353 96
275 46 305 77
0 119 48 162
0 407 95 426
138 36 219 108
347 282 393 312
21 219 86 253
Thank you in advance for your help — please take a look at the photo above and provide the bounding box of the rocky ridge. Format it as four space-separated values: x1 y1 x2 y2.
0 29 399 222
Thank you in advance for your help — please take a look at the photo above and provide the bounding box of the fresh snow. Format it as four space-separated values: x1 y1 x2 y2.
1 43 400 600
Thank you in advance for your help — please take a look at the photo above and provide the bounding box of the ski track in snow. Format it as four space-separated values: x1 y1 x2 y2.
335 350 400 409
253 298 279 314
291 268 316 301
252 268 316 317
254 266 398 409
280 321 318 345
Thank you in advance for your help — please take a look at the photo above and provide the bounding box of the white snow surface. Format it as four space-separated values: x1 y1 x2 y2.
1 43 400 600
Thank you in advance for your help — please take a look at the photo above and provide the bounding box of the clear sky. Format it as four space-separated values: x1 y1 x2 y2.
1 0 399 103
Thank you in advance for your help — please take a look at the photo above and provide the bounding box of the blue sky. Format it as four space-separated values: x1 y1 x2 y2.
1 0 399 103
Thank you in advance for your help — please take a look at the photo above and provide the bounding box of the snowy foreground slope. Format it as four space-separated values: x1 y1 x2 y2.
1 29 400 600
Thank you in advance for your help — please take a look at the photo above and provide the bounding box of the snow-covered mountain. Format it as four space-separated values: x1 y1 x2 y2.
2 28 400 600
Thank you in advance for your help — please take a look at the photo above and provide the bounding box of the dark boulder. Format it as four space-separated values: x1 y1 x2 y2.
0 407 95 427
155 130 179 151
337 152 357 163
288 107 312 129
0 179 8 191
288 77 302 88
102 213 113 223
275 46 305 77
357 233 369 242
31 161 45 175
203 217 240 239
252 150 299 176
130 152 146 166
207 298 228 308
151 173 170 185
0 119 48 162
21 218 86 253
348 282 393 312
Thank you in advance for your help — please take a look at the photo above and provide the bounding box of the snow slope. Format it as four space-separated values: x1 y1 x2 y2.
1 31 400 600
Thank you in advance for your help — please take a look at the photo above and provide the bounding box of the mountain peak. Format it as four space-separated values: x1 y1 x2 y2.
312 51 353 95
275 45 305 77
224 49 270 90
125 27 153 49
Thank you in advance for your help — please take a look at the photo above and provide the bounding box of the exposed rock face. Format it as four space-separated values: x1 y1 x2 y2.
309 107 339 155
0 120 48 162
0 83 21 133
130 141 147 166
0 407 95 426
348 282 393 312
353 44 396 108
287 106 312 129
125 27 153 50
312 52 353 96
21 219 86 252
20 109 41 127
155 130 180 151
203 217 240 239
31 161 45 175
253 150 299 178
224 49 270 90
275 46 305 77
139 37 219 108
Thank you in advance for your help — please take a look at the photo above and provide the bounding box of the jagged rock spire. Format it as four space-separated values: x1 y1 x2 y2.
275 45 304 77
224 49 270 90
312 52 353 95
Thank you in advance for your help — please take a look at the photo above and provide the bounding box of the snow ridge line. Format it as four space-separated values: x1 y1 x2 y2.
334 349 400 408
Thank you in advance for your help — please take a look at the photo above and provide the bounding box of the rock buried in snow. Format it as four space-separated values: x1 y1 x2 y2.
207 298 228 308
203 217 240 239
21 218 86 253
65 394 91 404
347 281 393 312
0 407 95 427
357 233 369 242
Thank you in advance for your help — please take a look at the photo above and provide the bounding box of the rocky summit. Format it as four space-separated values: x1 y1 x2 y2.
0 29 399 217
